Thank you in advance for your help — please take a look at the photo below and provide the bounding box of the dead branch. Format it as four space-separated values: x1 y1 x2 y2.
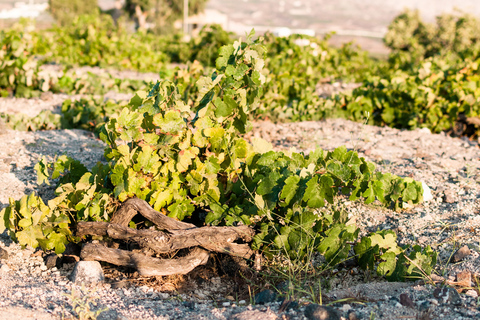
77 221 254 258
76 197 254 276
81 243 209 276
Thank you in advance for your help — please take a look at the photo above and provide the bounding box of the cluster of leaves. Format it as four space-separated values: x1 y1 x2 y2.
186 25 236 67
156 24 236 68
51 70 151 96
254 33 383 121
385 9 480 71
0 25 42 98
1 154 115 254
222 146 433 281
1 35 436 281
332 56 480 138
34 14 170 73
0 19 153 98
0 192 72 254
1 97 127 134
355 230 436 281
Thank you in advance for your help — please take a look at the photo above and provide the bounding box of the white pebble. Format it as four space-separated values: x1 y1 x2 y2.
466 290 478 298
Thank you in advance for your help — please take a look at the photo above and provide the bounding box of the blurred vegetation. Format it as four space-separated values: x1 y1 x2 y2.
48 0 99 26
2 8 480 139
385 9 480 71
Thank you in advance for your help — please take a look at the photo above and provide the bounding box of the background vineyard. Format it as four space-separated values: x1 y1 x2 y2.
1 5 479 286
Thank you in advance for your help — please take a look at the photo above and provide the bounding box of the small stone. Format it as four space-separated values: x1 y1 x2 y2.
222 301 231 307
254 289 277 304
183 301 195 309
44 254 62 269
433 287 462 305
452 246 471 263
69 261 105 284
397 226 406 234
341 304 351 312
0 247 8 260
348 311 359 320
0 264 11 273
304 304 341 320
422 182 433 202
456 270 472 287
229 308 277 320
465 290 478 298
399 293 415 308
443 190 455 203
238 300 246 305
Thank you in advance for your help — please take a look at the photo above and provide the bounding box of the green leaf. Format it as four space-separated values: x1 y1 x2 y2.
233 139 248 159
0 207 9 233
378 251 397 276
47 232 68 254
34 157 50 186
151 189 173 211
303 175 334 208
251 138 272 154
168 201 194 220
216 45 235 70
205 157 221 175
402 182 419 202
117 108 144 141
153 110 185 134
129 90 147 108
257 171 281 195
317 224 353 266
177 148 197 172
280 175 300 206
18 218 32 228
354 237 377 271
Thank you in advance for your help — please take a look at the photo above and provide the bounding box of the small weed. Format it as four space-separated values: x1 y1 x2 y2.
62 284 107 320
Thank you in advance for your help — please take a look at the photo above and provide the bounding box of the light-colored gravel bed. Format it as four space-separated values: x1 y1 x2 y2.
1 104 480 319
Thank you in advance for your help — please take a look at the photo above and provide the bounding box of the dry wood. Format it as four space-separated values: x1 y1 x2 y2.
110 197 196 230
466 117 480 127
81 243 209 276
77 197 254 275
77 221 254 258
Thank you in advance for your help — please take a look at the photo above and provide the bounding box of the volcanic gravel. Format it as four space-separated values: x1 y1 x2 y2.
1 97 480 319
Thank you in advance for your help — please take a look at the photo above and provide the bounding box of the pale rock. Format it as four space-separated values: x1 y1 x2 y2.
466 290 478 298
69 261 104 284
422 182 433 202
0 263 11 273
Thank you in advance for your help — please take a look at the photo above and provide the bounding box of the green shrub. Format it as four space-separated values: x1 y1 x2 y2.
335 56 480 137
35 14 169 72
385 9 480 70
0 33 435 281
0 27 40 97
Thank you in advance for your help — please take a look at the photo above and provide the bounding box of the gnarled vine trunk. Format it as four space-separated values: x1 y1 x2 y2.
76 197 254 276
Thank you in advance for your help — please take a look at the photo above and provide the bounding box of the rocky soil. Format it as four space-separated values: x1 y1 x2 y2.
1 92 480 319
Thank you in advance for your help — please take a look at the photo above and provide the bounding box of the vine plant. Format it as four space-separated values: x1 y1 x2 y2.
0 32 436 281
